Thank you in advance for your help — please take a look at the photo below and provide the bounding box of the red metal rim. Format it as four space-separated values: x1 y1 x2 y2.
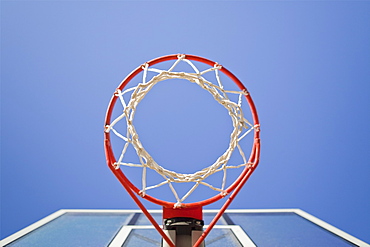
104 54 260 208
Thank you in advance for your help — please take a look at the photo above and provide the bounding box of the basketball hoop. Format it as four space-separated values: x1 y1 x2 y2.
104 54 260 247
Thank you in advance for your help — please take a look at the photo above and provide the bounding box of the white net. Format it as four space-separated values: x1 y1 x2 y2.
105 55 258 206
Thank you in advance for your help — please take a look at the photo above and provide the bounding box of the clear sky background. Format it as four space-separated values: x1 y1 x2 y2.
1 0 369 244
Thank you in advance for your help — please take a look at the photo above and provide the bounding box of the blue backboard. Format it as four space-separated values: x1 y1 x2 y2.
1 209 368 247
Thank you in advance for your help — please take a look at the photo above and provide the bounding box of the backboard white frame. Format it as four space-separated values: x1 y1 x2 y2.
1 209 369 247
109 224 255 247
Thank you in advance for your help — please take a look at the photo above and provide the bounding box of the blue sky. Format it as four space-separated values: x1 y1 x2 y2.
1 0 369 244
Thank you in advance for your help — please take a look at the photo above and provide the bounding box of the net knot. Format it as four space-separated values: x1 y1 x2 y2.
174 202 183 208
177 54 186 60
141 62 149 70
246 162 254 169
139 190 146 197
114 88 122 96
113 162 120 170
104 125 111 133
214 62 222 70
220 191 228 197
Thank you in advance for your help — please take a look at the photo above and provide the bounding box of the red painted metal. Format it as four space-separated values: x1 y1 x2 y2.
104 54 261 247
104 54 260 208
163 206 203 220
